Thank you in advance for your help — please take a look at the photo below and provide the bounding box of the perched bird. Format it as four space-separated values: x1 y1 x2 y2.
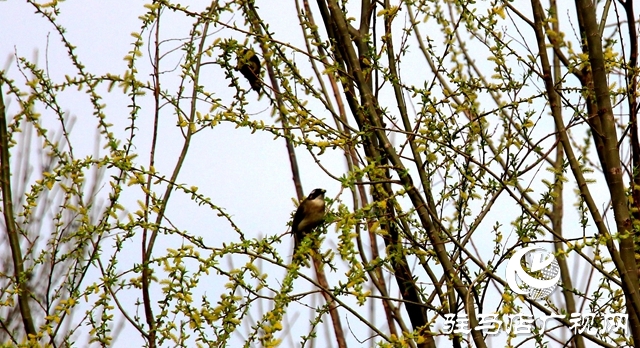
291 188 326 255
236 49 262 94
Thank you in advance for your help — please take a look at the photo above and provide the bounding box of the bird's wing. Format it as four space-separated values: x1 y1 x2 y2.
291 200 307 233
249 55 261 74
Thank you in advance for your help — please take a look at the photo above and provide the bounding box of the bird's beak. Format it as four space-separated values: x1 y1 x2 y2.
321 189 326 194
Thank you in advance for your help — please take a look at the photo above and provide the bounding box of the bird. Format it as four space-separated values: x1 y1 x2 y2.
236 49 262 94
291 188 326 256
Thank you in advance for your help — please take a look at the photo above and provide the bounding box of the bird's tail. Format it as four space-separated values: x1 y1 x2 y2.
249 80 262 94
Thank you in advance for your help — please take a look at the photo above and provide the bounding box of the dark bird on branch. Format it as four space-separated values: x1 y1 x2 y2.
291 188 326 256
236 49 262 94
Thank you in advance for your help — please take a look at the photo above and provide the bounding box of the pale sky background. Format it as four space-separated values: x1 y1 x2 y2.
0 0 635 347
1 2 355 346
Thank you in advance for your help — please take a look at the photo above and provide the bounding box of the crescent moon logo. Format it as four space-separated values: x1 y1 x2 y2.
505 246 560 299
